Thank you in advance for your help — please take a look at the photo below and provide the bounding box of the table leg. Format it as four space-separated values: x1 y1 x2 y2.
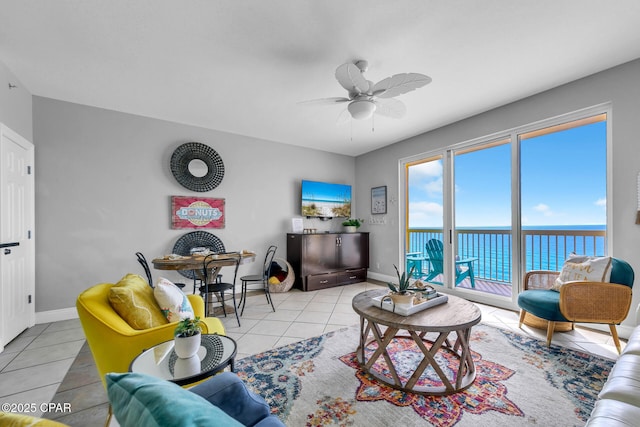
407 330 454 391
357 316 366 363
358 322 477 395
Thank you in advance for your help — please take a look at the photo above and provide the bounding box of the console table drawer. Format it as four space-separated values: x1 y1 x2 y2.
337 269 367 284
305 274 337 291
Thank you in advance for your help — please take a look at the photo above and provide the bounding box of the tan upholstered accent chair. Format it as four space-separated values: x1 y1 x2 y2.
518 257 634 353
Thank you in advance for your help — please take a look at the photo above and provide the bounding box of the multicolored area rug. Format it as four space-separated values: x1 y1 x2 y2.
235 324 614 426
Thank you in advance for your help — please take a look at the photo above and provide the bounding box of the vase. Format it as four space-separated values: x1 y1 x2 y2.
174 332 201 358
344 226 357 233
389 291 415 309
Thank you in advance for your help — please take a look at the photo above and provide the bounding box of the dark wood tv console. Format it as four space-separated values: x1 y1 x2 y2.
286 232 369 291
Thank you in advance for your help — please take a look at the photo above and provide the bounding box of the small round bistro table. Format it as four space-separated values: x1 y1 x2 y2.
129 334 237 386
152 252 255 316
352 288 481 395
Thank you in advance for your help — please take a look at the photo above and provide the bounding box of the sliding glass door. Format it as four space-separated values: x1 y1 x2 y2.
405 156 444 286
519 115 608 273
403 108 609 307
453 139 513 298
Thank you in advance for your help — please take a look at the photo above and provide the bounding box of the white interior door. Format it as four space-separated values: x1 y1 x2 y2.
0 124 35 351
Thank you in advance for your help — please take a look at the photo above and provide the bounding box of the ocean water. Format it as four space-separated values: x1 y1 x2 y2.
408 225 606 283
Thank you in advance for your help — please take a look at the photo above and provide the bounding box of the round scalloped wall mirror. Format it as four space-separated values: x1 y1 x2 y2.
170 142 224 192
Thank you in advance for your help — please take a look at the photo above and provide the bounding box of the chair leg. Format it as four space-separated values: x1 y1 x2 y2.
518 310 527 328
546 321 555 347
609 324 622 354
231 289 241 327
239 280 248 316
105 404 112 427
264 280 275 312
201 288 209 317
237 281 244 307
218 291 227 317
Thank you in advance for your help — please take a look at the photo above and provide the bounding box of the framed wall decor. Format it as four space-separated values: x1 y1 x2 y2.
171 196 225 229
371 186 387 214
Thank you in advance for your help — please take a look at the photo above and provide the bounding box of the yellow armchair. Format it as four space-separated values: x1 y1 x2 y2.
76 282 225 388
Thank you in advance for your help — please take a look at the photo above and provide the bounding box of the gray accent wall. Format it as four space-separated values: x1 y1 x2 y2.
32 97 355 312
357 58 640 328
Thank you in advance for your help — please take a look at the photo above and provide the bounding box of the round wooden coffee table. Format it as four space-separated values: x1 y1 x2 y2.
352 288 481 395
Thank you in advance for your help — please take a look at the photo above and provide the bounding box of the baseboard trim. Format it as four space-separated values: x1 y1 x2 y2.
36 307 78 324
366 271 394 284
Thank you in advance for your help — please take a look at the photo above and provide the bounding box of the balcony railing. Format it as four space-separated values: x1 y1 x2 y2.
407 227 606 284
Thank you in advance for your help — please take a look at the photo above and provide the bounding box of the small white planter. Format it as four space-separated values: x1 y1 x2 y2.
174 333 201 359
344 226 357 233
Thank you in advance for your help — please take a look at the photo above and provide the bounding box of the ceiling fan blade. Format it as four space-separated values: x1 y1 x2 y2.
372 73 432 98
298 97 351 106
373 98 406 119
335 63 369 94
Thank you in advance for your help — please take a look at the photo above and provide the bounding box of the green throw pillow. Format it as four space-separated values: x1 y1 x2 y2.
106 372 243 427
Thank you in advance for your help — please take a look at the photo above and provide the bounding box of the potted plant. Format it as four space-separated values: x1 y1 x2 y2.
385 264 417 307
342 218 364 233
174 317 203 358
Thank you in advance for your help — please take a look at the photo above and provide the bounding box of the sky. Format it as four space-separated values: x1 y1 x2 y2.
301 180 351 202
408 120 607 228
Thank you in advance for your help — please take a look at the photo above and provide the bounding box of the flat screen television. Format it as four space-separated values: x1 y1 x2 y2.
301 180 351 218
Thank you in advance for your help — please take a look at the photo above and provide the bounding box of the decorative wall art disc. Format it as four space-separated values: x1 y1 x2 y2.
172 231 225 280
170 142 225 192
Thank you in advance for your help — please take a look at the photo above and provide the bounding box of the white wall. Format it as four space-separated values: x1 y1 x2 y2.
0 61 32 141
357 58 640 332
33 97 356 315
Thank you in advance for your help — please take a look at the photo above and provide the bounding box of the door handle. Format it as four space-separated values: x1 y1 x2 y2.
0 242 19 249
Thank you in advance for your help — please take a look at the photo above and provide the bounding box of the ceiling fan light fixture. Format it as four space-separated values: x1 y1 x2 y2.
348 100 376 120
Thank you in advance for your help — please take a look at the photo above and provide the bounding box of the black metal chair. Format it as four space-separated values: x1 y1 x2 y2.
200 253 241 327
172 231 225 293
135 252 185 289
239 245 277 315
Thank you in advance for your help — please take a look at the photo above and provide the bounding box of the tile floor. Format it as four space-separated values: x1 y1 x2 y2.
0 281 625 425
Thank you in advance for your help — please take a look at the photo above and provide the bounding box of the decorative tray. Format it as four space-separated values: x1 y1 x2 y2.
372 293 448 316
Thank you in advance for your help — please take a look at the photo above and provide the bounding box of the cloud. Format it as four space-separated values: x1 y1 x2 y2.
533 203 553 216
424 177 443 196
595 198 606 208
409 201 443 227
409 161 443 197
409 160 442 178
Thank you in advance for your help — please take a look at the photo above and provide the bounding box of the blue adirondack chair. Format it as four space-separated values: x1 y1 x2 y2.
424 239 477 287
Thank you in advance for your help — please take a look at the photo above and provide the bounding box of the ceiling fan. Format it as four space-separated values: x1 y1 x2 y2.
301 60 432 122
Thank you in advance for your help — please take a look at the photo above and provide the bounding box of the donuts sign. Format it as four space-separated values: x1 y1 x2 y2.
171 196 225 229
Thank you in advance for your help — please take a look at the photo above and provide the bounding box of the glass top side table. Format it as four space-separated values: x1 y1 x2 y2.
129 334 237 386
